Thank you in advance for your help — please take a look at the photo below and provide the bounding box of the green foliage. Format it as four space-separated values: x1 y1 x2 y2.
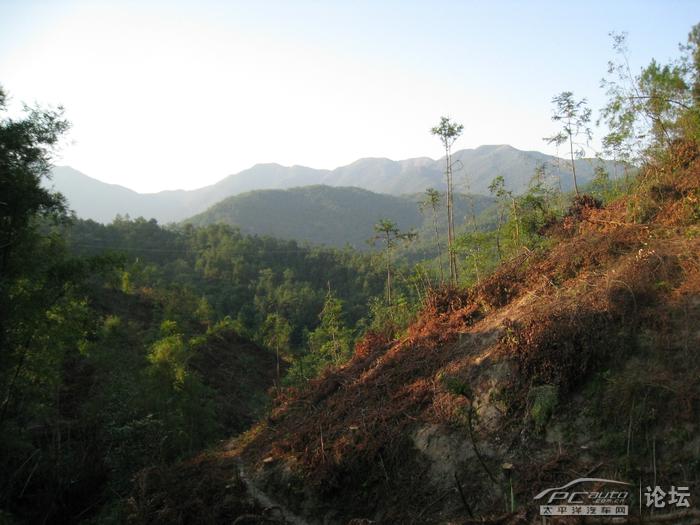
78 307 220 497
595 25 700 227
527 385 559 432
148 330 189 385
372 219 418 251
66 214 418 394
396 193 496 271
0 89 134 521
0 88 233 521
589 165 613 202
0 85 74 390
453 167 561 285
600 28 700 162
308 292 351 365
454 230 497 284
195 296 215 327
0 87 70 260
516 166 558 246
253 268 319 345
442 375 473 398
287 290 354 383
430 116 464 149
586 164 632 204
366 293 417 339
68 218 387 341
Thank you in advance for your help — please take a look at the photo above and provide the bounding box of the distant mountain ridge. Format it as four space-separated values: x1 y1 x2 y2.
49 145 620 223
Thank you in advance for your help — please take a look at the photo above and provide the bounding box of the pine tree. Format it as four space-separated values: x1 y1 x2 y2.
308 288 352 367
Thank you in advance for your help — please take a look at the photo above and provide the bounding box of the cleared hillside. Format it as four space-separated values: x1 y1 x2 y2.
128 141 700 524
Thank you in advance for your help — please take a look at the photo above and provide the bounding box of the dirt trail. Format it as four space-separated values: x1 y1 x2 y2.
235 459 310 525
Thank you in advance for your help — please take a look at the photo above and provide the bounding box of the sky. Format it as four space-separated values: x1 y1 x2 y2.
1 1 697 193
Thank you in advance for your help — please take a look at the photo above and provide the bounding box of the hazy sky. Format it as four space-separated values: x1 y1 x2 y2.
1 1 697 192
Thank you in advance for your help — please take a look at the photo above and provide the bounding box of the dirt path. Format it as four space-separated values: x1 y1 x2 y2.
235 459 310 525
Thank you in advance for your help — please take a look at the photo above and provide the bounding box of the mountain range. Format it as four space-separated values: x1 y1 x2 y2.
49 144 620 224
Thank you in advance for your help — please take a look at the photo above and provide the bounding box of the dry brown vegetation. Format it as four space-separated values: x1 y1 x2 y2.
129 143 700 524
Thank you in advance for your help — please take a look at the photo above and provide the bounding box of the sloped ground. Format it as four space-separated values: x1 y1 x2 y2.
128 143 700 524
190 328 281 435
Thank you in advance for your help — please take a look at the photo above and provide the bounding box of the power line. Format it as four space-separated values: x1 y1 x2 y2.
68 241 376 256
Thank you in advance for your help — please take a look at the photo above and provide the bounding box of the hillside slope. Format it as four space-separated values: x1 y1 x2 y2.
128 141 700 524
186 185 495 249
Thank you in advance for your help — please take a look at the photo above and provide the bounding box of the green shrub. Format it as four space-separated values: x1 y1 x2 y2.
528 384 559 432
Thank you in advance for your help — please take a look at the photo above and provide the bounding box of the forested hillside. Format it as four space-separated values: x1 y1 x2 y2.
186 185 495 249
2 15 700 525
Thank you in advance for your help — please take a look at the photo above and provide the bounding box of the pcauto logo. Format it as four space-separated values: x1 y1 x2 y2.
534 477 631 517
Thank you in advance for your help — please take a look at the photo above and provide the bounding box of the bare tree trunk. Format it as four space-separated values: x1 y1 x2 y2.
432 208 445 283
445 149 458 285
445 150 453 284
511 197 520 247
568 119 580 196
470 200 477 232
385 232 392 305
275 346 280 395
495 210 503 261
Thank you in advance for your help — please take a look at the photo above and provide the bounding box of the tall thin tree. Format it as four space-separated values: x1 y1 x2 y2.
487 176 508 261
262 313 291 395
544 92 592 197
371 219 416 305
419 188 445 283
431 117 464 285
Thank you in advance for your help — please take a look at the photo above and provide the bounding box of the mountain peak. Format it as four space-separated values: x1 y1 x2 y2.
473 144 518 153
248 162 286 170
477 144 513 149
